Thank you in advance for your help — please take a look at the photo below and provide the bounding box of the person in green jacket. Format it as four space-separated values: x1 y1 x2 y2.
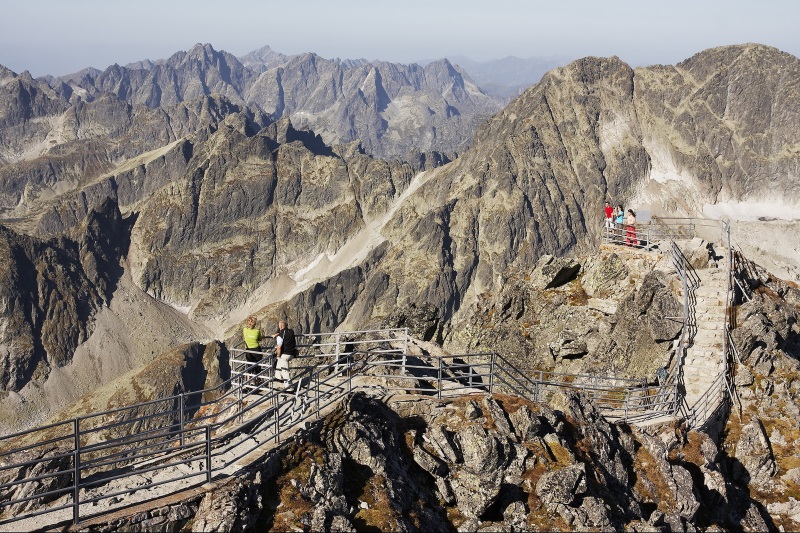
242 316 263 363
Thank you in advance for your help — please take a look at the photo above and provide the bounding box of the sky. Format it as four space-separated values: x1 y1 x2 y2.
1 0 798 77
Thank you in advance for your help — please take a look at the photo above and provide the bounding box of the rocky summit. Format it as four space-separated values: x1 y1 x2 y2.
0 42 798 531
26 43 501 160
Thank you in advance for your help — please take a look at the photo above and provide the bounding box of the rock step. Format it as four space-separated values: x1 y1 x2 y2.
688 347 722 356
690 340 722 348
694 302 725 310
695 298 725 307
695 322 724 331
684 366 723 376
693 330 722 341
695 288 726 294
685 365 722 372
687 347 717 356
686 357 721 367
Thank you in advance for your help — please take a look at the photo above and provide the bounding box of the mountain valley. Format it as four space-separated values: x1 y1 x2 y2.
0 41 799 531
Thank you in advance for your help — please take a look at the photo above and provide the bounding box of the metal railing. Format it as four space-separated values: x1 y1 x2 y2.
0 329 407 528
665 241 702 385
678 220 743 430
1 223 750 527
602 217 697 250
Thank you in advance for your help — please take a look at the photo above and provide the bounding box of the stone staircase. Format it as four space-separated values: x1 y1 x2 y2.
683 267 727 422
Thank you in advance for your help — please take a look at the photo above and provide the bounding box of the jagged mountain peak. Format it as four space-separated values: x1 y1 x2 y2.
0 64 16 79
238 44 293 72
166 42 244 72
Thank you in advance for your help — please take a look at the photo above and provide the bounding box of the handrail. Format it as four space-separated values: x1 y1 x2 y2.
1 225 749 528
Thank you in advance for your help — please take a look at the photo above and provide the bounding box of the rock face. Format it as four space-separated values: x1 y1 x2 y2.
0 44 797 444
2 44 797 344
79 389 777 532
0 199 126 392
452 245 680 379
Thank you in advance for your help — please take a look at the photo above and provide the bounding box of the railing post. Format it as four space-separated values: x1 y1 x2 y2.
237 370 243 423
204 425 212 484
346 348 353 395
489 353 496 394
73 418 81 525
315 373 320 416
402 327 409 374
179 393 185 449
624 389 630 422
274 400 281 443
437 357 443 399
335 332 341 369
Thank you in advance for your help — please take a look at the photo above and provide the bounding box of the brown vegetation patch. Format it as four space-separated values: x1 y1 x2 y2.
567 279 590 306
446 506 467 529
352 474 402 532
633 442 677 513
265 441 325 532
545 439 575 466
668 431 705 468
757 417 800 475
493 394 539 415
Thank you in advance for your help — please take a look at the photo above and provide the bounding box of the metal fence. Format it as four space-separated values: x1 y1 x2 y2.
678 220 742 430
0 329 407 528
2 223 747 527
602 217 698 250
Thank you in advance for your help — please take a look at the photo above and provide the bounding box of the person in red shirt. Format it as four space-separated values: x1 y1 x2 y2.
603 201 614 239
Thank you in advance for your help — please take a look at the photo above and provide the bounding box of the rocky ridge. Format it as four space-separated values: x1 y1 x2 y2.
14 43 501 159
69 389 785 532
0 44 797 415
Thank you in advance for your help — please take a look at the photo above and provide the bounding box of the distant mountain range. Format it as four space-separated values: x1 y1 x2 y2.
1 42 798 431
21 44 570 157
442 55 572 101
24 43 501 159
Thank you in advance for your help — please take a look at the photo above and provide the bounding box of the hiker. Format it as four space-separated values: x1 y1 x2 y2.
604 201 614 237
614 204 625 242
241 316 263 363
273 319 298 384
625 209 638 246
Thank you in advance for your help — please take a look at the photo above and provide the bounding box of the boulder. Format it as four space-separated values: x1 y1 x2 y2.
425 424 462 463
535 462 587 506
531 255 582 289
191 472 262 532
456 425 504 474
509 405 544 442
482 395 513 435
549 329 589 361
450 468 504 519
734 418 777 487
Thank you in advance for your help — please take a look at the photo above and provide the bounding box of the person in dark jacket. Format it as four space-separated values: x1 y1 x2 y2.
273 320 297 383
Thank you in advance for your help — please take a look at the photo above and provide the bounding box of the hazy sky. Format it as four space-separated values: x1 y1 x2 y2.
1 0 798 77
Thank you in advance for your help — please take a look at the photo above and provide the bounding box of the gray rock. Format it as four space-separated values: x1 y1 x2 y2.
531 255 582 289
435 476 456 505
734 418 777 487
329 514 357 533
482 395 513 435
535 462 587 506
425 424 462 463
464 400 482 420
450 468 504 518
191 473 262 532
456 425 504 474
549 329 589 360
736 364 755 387
509 405 543 441
412 446 448 478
